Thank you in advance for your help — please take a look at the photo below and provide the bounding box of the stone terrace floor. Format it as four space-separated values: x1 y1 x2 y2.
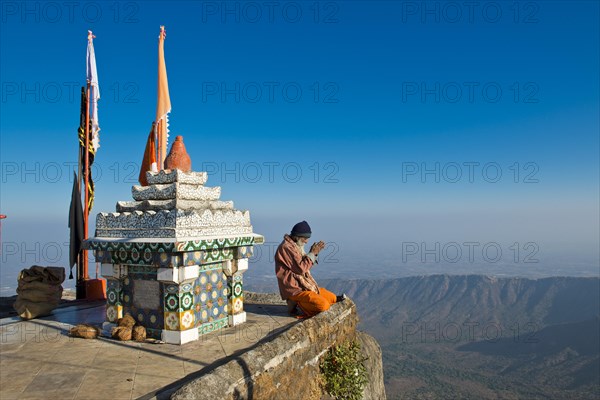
0 300 297 400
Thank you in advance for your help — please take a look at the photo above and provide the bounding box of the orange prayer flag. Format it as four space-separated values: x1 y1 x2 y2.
139 122 158 186
156 25 171 170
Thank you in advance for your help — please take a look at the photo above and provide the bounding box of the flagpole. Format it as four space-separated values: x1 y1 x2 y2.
83 80 90 283
83 31 93 285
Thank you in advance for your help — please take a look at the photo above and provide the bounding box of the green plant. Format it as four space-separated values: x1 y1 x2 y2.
320 340 369 400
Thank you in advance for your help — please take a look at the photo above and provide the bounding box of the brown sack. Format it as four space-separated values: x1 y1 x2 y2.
132 325 147 342
18 266 65 285
13 298 59 320
14 266 65 320
17 281 59 292
16 287 62 303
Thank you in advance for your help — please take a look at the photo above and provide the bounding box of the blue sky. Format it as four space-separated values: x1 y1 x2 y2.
0 1 598 292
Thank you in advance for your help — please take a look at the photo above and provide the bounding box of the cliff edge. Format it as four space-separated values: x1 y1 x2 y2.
171 293 386 400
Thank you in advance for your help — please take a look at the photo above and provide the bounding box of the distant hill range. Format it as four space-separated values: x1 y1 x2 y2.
323 275 599 341
322 275 600 399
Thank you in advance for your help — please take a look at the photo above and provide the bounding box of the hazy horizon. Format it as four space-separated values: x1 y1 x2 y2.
1 215 598 296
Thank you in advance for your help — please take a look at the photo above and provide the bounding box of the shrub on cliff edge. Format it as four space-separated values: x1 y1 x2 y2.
320 339 368 400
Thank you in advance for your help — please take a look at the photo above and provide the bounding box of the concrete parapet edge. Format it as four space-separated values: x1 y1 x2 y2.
171 299 359 400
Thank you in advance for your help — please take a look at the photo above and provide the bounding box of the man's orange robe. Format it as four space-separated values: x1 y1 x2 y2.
274 235 337 317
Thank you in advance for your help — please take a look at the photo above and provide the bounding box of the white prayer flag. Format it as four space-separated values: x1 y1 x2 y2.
86 30 100 152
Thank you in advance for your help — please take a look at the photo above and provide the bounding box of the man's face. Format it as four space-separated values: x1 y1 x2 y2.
295 236 309 255
297 237 309 245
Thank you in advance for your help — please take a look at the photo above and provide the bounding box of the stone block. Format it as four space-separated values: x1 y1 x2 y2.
179 264 198 282
228 311 246 326
236 258 249 272
157 267 176 283
222 260 233 276
161 326 199 345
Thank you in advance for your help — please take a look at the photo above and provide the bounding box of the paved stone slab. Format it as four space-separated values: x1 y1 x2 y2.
0 300 296 400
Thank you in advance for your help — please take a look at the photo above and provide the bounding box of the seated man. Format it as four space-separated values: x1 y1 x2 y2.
274 221 345 317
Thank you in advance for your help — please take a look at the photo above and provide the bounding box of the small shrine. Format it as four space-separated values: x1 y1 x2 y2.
85 137 263 344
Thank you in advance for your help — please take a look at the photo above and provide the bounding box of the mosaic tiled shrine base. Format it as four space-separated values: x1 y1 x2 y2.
105 262 245 339
93 237 258 340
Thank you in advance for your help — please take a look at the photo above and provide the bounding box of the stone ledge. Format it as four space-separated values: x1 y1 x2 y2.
171 298 359 400
131 183 221 201
146 169 208 185
243 292 286 306
116 199 234 212
96 209 251 229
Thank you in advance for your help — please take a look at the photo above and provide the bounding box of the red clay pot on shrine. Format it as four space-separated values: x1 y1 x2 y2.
164 136 192 172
